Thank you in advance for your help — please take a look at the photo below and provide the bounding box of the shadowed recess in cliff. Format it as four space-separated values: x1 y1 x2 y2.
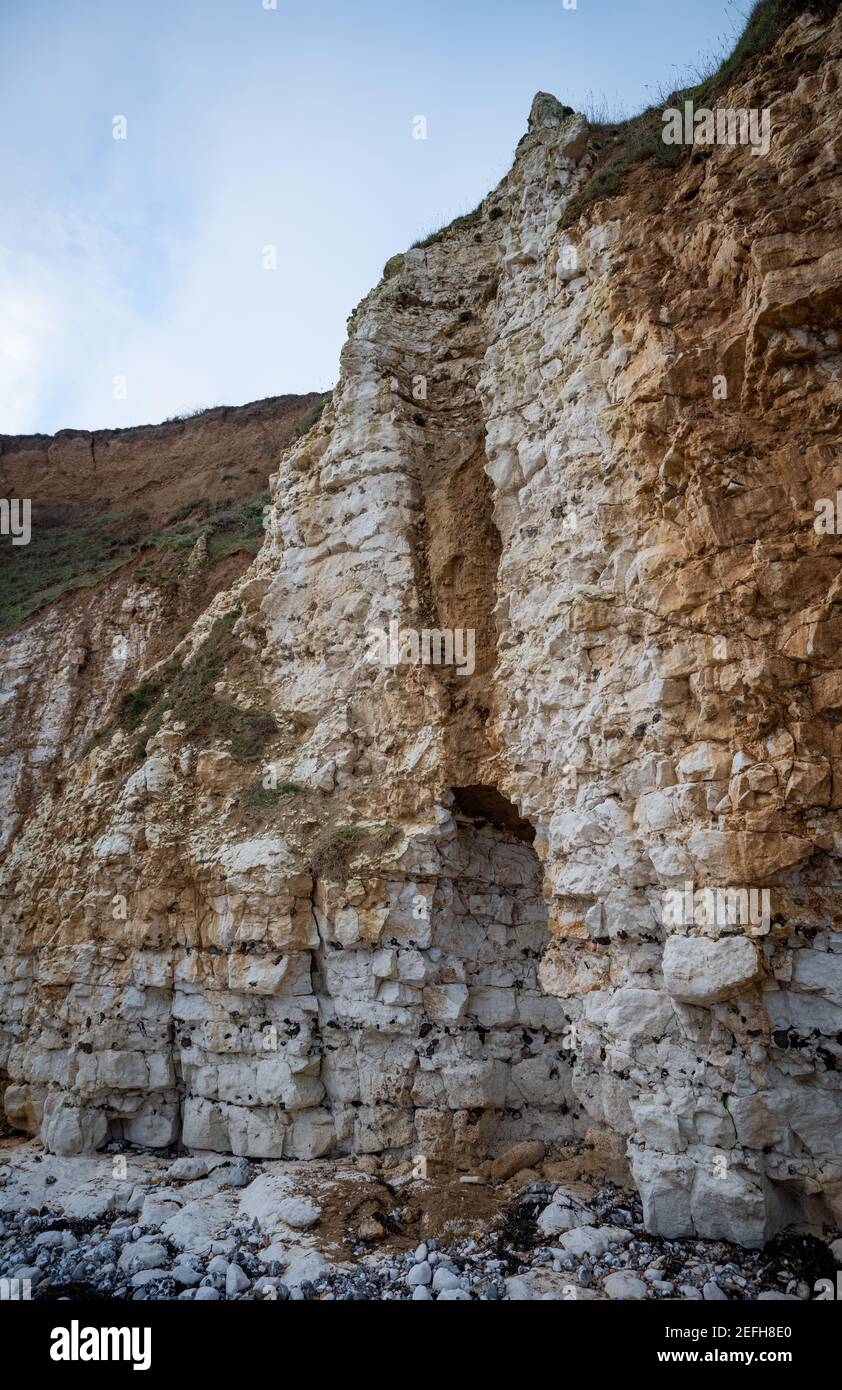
420 445 503 787
451 784 536 845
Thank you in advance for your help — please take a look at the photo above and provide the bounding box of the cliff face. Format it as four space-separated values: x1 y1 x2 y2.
2 6 842 1247
0 394 321 852
0 394 323 525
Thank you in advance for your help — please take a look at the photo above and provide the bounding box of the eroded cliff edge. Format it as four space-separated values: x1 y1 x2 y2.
2 5 841 1247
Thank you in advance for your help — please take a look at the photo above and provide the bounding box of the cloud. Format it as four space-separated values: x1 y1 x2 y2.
0 211 139 433
0 121 343 434
0 257 58 433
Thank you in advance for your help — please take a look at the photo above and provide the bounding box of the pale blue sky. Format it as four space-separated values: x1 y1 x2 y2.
0 0 742 434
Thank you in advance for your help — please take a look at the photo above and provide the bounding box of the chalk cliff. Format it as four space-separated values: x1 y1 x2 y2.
2 3 841 1247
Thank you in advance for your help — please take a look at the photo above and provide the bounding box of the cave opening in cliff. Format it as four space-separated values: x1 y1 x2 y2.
425 783 578 1164
451 784 536 843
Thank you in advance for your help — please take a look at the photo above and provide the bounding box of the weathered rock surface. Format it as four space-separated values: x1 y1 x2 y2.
2 7 842 1250
0 394 319 854
662 935 762 1006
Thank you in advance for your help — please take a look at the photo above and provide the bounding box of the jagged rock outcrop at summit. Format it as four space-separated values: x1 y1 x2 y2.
2 6 842 1248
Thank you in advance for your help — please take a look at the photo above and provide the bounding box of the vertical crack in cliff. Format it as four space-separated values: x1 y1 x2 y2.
421 443 503 788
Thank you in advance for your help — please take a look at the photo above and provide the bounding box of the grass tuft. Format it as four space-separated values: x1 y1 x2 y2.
310 822 400 882
239 781 306 816
410 202 484 250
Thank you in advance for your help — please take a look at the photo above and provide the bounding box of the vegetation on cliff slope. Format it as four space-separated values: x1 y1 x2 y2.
562 0 841 225
88 608 277 762
292 392 331 440
0 492 270 632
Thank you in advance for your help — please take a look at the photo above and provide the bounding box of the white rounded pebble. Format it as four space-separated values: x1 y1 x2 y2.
225 1262 250 1296
603 1271 648 1299
276 1196 320 1230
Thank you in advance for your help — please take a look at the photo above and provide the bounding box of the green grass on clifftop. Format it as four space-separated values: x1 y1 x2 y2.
561 0 840 225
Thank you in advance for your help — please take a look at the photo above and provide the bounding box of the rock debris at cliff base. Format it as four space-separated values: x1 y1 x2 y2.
2 1138 838 1301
